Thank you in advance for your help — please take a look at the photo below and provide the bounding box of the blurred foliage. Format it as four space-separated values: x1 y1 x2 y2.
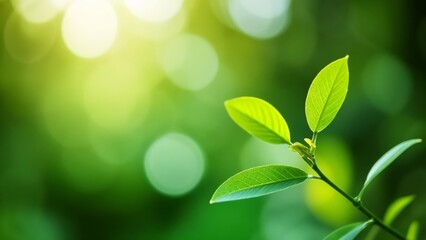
0 0 425 239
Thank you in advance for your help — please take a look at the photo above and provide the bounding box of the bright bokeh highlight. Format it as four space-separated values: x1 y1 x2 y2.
228 0 291 39
144 133 205 196
49 0 71 10
11 0 61 23
61 0 117 58
124 0 184 23
160 34 219 91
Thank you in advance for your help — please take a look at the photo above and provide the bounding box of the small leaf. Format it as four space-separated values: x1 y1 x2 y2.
384 195 415 225
365 195 415 240
407 221 419 240
210 165 309 203
358 139 422 198
305 56 349 132
324 221 372 240
225 97 291 144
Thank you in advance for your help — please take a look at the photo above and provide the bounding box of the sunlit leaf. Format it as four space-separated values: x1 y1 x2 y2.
324 221 372 240
305 56 349 132
225 97 291 144
384 195 415 224
358 139 422 198
407 221 419 240
210 165 309 203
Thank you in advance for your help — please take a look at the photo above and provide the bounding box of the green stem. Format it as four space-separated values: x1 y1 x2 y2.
312 132 318 145
311 163 406 240
311 132 318 155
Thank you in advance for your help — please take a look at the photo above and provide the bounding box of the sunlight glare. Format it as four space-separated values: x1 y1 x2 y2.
11 0 61 23
62 0 117 58
124 0 183 23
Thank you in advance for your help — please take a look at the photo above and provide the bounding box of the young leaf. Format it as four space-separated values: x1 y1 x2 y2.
305 56 349 132
225 97 291 144
358 139 422 198
384 195 415 225
210 165 309 203
324 221 372 240
407 221 419 240
366 195 415 240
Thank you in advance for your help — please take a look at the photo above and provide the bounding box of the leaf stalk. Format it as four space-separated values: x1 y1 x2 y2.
310 161 406 240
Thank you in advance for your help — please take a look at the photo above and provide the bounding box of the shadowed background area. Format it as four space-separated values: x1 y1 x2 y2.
0 0 425 239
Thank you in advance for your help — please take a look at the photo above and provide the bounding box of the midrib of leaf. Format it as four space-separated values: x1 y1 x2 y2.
312 61 346 132
228 168 304 190
232 175 307 192
215 177 308 202
240 179 303 192
211 166 310 203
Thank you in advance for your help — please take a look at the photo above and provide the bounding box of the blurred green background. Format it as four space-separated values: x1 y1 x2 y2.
0 0 425 239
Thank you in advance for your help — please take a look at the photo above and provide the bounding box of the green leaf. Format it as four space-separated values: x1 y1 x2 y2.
358 139 422 198
305 56 349 132
384 195 415 225
365 195 415 240
407 221 419 240
324 221 372 240
225 97 291 144
210 165 309 203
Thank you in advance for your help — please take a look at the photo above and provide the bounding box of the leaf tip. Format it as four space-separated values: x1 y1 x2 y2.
340 55 349 66
210 192 219 204
408 138 422 146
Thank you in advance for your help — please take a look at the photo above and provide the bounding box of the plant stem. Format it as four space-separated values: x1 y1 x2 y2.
311 163 406 240
311 132 318 145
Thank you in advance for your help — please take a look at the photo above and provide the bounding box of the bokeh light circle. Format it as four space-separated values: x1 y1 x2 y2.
239 0 288 18
11 0 61 23
124 0 183 23
61 0 117 58
160 34 219 91
49 0 71 10
4 12 56 64
144 133 205 196
228 0 291 39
